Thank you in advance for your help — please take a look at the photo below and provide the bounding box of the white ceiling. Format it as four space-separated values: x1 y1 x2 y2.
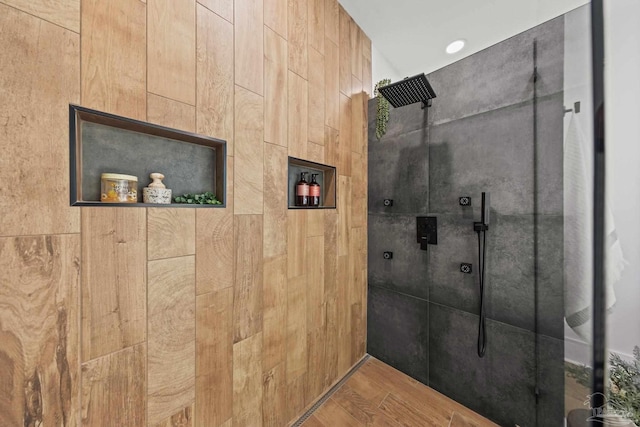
339 0 589 81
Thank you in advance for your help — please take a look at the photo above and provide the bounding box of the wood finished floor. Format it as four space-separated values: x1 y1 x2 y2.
301 357 499 427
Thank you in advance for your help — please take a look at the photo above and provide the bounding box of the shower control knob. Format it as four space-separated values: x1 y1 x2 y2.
459 196 471 206
460 263 472 274
383 251 393 260
383 199 394 207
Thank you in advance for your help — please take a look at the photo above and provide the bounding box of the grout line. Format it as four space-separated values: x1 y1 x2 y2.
291 354 371 427
1 3 80 34
377 391 391 410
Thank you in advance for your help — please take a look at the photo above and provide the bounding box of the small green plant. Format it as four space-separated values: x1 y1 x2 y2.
173 191 222 205
375 78 391 140
567 346 640 425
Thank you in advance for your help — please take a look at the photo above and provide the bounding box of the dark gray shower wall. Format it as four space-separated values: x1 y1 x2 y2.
367 16 564 427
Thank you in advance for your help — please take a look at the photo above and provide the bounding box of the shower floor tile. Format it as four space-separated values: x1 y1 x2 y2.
301 357 498 427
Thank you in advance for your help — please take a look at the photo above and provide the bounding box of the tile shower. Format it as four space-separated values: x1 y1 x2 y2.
367 16 565 426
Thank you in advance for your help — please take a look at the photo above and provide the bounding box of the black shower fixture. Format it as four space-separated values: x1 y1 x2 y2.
378 73 437 109
474 192 490 358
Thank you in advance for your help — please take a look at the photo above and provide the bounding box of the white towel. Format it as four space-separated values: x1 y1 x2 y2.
563 113 624 341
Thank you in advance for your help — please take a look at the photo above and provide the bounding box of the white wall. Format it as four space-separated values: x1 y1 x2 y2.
604 0 640 360
563 4 595 365
371 45 402 94
564 1 640 365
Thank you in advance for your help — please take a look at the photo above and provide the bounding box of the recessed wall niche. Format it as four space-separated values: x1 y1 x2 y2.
287 156 336 209
69 105 226 207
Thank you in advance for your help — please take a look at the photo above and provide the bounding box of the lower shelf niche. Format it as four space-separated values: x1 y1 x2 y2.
288 156 336 209
70 105 226 208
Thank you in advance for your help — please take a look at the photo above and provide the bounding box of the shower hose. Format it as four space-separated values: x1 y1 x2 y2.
477 229 487 358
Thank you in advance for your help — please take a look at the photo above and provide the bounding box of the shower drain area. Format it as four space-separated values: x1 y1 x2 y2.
290 354 371 426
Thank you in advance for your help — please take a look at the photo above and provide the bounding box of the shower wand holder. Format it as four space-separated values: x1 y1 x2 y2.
474 222 489 232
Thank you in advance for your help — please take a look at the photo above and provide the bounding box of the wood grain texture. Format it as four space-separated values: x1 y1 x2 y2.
363 358 499 426
301 358 499 427
287 71 308 159
148 0 196 105
363 57 373 97
308 0 324 54
323 294 339 388
338 93 353 176
324 39 340 130
336 254 351 374
308 46 325 145
196 288 233 426
337 176 352 257
305 325 327 404
286 373 307 422
147 256 196 425
262 256 287 371
234 85 264 214
148 93 197 131
0 235 80 427
81 208 146 361
197 4 234 150
81 344 146 427
264 27 288 147
301 414 325 427
148 208 196 260
350 300 365 365
154 404 194 427
313 398 361 427
264 0 287 39
287 0 308 78
351 91 367 155
196 156 234 294
306 235 325 330
348 227 366 365
198 0 233 23
307 141 325 164
233 332 264 427
263 362 287 427
362 34 372 95
350 21 363 82
235 0 264 95
324 0 338 44
362 33 371 61
287 209 307 279
338 6 351 96
263 143 288 259
323 210 338 298
307 210 325 238
324 125 339 167
351 75 363 99
286 274 307 380
0 5 79 237
331 383 398 427
1 0 79 32
350 151 366 228
195 208 234 293
81 0 146 119
379 392 438 426
233 215 264 342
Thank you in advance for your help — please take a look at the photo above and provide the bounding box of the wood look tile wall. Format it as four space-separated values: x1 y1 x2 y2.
0 0 371 425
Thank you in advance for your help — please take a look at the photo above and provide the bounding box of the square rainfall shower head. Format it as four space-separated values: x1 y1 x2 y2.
378 73 436 109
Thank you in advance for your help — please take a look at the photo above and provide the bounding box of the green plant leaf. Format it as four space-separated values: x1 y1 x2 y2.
172 191 221 205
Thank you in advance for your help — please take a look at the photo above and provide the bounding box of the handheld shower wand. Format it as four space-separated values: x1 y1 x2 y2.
474 192 490 357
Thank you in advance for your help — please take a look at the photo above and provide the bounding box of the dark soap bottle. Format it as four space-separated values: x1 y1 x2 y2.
309 173 320 207
295 172 309 206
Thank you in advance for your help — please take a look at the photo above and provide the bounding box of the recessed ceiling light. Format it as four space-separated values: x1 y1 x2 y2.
446 39 465 54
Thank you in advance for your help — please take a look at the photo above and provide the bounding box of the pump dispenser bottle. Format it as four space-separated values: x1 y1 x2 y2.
309 174 320 207
295 172 309 206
